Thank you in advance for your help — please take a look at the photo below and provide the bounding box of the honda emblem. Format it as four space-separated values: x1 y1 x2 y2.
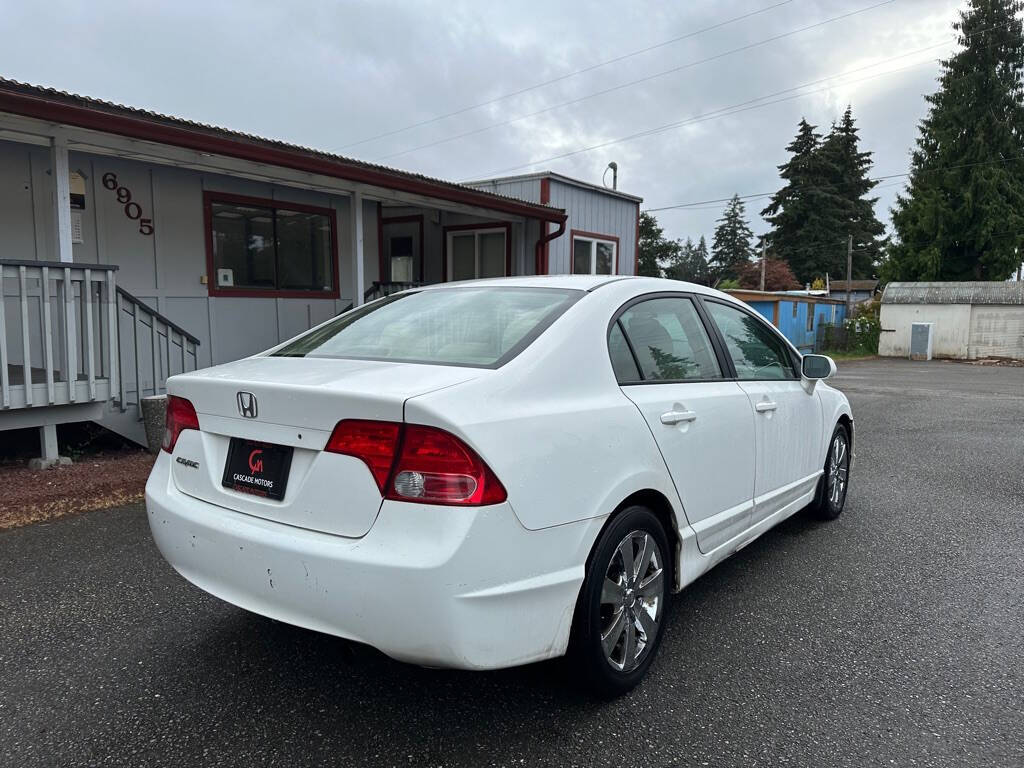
236 391 258 419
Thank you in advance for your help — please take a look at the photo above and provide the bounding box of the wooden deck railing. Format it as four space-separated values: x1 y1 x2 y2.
1 259 200 418
0 259 118 410
114 288 200 414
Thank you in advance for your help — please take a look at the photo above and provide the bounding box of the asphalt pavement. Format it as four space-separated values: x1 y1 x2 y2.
1 358 1022 767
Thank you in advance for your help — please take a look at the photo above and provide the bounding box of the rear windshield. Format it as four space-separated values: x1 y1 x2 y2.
272 286 583 368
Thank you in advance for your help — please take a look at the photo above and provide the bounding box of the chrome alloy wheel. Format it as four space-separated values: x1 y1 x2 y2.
599 530 665 673
828 432 849 506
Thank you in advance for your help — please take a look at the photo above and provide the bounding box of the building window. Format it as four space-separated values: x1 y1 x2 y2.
445 225 509 280
205 192 337 297
571 232 617 275
792 301 798 317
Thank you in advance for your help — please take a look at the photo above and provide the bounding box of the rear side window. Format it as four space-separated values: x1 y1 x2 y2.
617 297 721 381
273 286 581 368
703 300 797 380
608 322 641 382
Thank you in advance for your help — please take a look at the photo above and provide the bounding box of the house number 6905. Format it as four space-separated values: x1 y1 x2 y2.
101 172 154 236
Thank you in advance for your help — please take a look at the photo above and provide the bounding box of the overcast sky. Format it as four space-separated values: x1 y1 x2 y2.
0 0 965 246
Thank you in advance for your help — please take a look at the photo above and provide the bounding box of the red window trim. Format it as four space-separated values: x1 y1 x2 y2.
203 190 340 299
539 177 551 275
569 229 620 275
634 202 640 277
441 222 512 282
378 213 426 282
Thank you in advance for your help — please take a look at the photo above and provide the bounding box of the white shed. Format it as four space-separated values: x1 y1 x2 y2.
879 281 1024 360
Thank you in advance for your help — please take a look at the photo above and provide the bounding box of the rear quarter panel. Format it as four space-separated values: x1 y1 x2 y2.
404 284 681 531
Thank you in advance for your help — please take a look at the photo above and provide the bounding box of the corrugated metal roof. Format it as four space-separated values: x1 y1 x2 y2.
465 170 644 204
882 281 1024 305
0 77 564 218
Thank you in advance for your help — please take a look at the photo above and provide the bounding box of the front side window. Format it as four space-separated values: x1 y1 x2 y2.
572 235 616 275
208 194 335 294
446 227 507 280
704 300 797 380
617 297 721 381
274 286 580 368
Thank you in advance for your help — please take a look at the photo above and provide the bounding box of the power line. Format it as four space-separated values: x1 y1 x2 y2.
647 153 1024 214
473 54 935 179
466 15 1014 188
374 0 896 163
662 180 908 212
337 1 795 151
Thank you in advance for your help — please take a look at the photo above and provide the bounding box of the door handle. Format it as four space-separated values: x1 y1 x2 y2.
661 409 697 425
754 401 778 413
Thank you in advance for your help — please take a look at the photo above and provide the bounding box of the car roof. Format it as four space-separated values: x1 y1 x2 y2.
418 275 723 294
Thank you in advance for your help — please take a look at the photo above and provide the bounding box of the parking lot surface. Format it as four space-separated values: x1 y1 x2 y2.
1 359 1021 767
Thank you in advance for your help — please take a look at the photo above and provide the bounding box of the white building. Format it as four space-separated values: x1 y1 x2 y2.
0 79 641 461
878 281 1024 360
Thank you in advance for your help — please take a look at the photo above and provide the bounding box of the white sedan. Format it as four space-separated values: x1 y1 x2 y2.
146 275 853 695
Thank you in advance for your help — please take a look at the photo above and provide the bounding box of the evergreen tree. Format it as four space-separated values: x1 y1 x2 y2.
710 194 755 282
819 106 886 278
665 237 711 284
637 211 679 277
887 0 1024 281
761 119 846 283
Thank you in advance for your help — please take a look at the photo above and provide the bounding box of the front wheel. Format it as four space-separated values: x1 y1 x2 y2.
810 423 851 520
569 506 671 697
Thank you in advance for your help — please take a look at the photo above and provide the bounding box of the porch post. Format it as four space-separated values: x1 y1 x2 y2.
351 191 365 307
50 136 74 264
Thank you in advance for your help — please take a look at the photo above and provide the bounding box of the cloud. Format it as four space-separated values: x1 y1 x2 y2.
0 0 966 246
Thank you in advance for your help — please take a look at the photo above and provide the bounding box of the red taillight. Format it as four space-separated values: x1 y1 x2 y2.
162 395 200 453
324 420 506 506
325 420 401 492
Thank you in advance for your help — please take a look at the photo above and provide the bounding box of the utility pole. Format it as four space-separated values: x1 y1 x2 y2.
846 234 853 319
759 240 766 291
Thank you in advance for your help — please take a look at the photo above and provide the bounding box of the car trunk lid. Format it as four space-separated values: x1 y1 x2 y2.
167 356 481 537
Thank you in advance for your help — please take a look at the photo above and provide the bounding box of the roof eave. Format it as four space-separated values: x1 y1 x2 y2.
0 85 567 223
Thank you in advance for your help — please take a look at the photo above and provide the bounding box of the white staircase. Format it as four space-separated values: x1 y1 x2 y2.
0 259 199 461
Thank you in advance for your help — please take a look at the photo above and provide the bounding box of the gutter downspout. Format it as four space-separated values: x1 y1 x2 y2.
535 218 566 275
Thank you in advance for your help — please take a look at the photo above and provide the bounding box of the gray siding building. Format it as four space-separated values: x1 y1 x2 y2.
0 80 641 461
467 172 641 277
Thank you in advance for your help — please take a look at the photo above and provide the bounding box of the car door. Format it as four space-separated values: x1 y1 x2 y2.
611 294 756 553
700 298 823 525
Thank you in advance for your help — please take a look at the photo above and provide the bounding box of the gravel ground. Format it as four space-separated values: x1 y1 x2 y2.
0 451 155 530
0 358 1021 767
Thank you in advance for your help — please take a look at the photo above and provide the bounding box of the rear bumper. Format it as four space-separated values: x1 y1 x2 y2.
145 452 601 670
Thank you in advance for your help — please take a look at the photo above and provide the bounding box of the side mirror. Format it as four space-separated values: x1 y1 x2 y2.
801 354 837 380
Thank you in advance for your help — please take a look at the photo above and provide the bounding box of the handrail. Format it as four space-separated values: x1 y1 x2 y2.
115 288 201 345
363 280 424 301
0 259 120 271
113 286 200 415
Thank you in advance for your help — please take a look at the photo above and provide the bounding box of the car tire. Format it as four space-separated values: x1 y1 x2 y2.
810 422 851 520
569 505 671 697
